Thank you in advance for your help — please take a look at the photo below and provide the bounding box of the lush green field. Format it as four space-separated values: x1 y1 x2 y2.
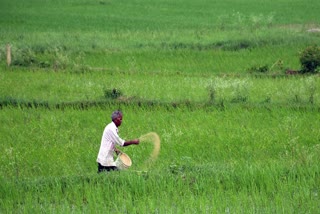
1 70 320 108
1 0 320 213
1 107 320 212
1 0 320 72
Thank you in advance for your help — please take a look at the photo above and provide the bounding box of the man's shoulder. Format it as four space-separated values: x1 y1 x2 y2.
105 121 116 130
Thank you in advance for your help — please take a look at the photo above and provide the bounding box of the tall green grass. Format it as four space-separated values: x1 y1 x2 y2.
0 107 319 212
1 106 319 177
1 0 320 73
1 70 319 106
1 0 320 212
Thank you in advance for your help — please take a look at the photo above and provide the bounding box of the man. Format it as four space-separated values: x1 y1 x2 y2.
97 110 139 173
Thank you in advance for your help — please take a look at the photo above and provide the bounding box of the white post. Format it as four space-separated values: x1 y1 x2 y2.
6 44 11 67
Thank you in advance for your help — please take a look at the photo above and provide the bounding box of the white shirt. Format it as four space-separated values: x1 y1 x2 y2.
96 122 125 166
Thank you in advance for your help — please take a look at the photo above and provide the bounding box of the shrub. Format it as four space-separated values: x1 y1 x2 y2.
299 45 320 74
247 64 269 73
12 48 38 67
104 88 122 99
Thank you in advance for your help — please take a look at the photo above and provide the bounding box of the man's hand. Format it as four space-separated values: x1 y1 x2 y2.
123 139 140 146
115 148 121 155
133 139 140 145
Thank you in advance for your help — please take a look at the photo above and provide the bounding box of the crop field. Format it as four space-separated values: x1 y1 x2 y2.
1 0 320 213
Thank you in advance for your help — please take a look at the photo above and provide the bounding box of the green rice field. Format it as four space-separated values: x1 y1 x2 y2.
0 0 320 213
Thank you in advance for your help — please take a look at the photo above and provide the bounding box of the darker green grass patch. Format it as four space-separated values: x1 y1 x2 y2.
137 38 287 51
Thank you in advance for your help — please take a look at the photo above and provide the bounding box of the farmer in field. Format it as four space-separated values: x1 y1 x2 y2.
97 110 140 173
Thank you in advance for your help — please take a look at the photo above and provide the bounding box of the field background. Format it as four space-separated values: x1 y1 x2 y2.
1 0 320 213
